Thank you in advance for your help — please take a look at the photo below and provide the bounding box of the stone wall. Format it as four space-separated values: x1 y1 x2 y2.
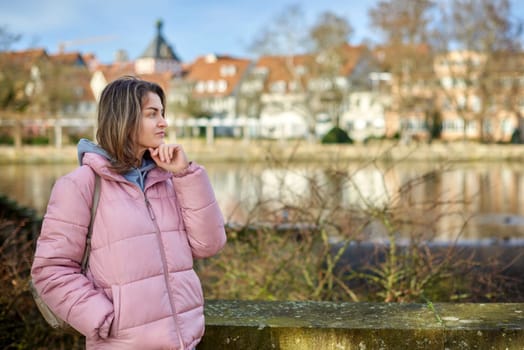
197 300 524 350
1 139 524 164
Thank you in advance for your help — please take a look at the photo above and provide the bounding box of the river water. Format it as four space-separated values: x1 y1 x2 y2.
1 161 524 242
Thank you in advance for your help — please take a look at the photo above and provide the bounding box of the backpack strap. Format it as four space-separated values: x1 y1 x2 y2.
80 173 101 273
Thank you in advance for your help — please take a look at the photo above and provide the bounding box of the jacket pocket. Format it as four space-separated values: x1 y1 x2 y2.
110 285 122 338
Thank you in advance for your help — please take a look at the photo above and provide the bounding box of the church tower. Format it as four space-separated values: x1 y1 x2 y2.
134 19 182 74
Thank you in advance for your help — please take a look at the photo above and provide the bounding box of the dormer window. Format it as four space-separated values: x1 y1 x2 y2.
295 65 306 75
220 64 237 77
253 66 268 76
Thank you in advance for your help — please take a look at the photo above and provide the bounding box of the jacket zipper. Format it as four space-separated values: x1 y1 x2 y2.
145 195 185 350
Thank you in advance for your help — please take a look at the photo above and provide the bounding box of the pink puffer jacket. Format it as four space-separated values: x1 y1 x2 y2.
31 153 226 349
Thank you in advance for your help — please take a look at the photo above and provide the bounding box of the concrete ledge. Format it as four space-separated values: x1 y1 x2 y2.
198 300 524 350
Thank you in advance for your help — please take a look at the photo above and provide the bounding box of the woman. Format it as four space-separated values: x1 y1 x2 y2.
31 76 226 349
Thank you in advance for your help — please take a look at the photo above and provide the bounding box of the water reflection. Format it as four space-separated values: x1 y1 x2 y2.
1 162 524 241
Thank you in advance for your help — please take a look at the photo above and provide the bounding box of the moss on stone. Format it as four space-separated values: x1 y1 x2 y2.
198 300 524 349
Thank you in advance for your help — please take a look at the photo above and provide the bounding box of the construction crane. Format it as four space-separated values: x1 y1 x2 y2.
58 35 117 53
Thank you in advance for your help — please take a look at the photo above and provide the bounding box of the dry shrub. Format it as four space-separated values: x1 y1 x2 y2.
0 197 84 349
198 145 523 303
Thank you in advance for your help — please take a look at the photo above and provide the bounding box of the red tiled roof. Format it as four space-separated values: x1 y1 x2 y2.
255 54 312 85
95 62 174 94
0 48 49 68
338 44 367 76
81 53 103 72
49 52 86 66
96 61 137 83
254 44 367 92
69 69 96 101
185 54 251 97
136 72 174 93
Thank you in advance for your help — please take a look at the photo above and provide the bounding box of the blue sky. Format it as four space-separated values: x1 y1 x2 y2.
1 0 523 64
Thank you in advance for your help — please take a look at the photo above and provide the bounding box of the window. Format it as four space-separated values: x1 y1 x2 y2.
484 119 492 133
253 66 268 76
457 95 466 109
501 119 512 134
502 77 513 88
441 77 453 89
295 65 306 75
220 64 236 77
400 118 426 131
466 121 477 132
206 80 216 92
455 78 466 89
373 118 385 128
441 98 451 111
442 119 464 132
217 80 227 92
270 80 286 93
335 77 347 88
471 96 482 113
195 81 205 93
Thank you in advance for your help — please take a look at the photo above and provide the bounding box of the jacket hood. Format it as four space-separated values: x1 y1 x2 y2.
77 138 159 191
77 138 111 165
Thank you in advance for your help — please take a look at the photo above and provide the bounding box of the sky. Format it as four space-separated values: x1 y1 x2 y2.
1 0 524 65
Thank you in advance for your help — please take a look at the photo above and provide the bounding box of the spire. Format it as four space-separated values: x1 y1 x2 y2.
156 19 163 35
139 19 180 61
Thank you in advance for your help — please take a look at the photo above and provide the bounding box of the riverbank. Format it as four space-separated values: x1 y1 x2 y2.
1 139 524 164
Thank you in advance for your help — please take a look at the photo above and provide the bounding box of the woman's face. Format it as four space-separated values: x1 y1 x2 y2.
136 91 166 157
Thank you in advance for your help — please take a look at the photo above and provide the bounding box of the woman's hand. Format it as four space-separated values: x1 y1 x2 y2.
149 143 189 174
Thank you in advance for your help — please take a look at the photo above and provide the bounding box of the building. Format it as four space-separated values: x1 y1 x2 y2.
91 20 179 104
174 54 252 137
434 50 524 142
135 19 182 75
245 44 390 140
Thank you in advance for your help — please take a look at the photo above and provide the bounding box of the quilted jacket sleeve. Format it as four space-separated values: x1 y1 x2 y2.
31 169 114 339
172 162 227 258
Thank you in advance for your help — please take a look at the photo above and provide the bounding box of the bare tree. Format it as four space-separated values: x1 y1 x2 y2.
369 0 435 45
434 0 524 142
0 47 92 146
368 0 440 142
0 26 21 51
307 12 358 130
247 5 360 140
0 27 26 112
310 12 354 51
0 45 44 147
0 55 31 112
248 4 308 57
